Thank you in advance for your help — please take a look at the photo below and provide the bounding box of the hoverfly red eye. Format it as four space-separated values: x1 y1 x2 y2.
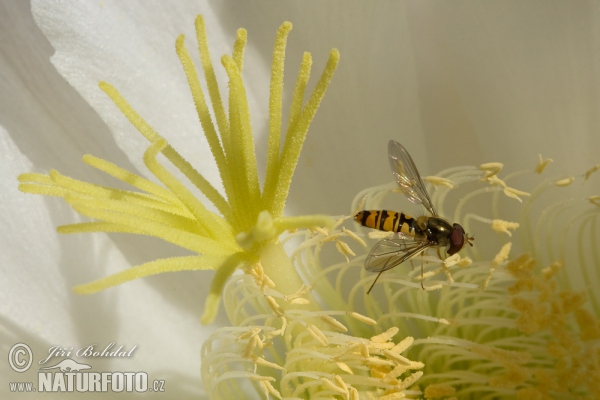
447 223 466 255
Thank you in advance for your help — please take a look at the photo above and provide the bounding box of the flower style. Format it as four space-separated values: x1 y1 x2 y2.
18 16 338 325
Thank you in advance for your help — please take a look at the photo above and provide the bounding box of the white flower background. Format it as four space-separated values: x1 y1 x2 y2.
1 1 598 398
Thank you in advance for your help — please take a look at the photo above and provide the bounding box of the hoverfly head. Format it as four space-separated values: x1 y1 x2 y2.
447 223 473 255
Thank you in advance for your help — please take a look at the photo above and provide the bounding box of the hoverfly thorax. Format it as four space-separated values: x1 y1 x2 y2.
423 217 452 241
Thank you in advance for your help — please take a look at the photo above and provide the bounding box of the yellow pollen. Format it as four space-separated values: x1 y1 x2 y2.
371 327 400 343
555 176 575 186
307 324 329 345
320 315 348 332
491 219 520 236
348 311 377 325
535 154 553 173
493 242 512 265
424 176 455 188
489 365 531 388
585 163 600 179
479 162 504 177
503 187 531 202
424 384 456 398
485 174 507 187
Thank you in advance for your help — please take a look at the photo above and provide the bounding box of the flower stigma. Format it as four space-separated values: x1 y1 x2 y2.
18 16 338 325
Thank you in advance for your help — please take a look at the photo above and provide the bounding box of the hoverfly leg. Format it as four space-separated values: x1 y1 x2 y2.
367 270 385 295
409 259 416 271
420 251 425 290
436 247 443 260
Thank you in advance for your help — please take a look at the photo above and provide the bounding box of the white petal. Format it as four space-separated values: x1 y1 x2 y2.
5 1 598 395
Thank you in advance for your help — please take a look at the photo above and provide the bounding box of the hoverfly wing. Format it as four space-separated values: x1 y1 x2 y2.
388 140 438 216
364 234 432 273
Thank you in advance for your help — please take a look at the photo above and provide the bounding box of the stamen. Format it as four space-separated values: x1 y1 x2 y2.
504 187 531 202
424 176 455 188
479 162 503 177
491 219 520 236
535 154 553 174
555 176 575 186
584 163 600 180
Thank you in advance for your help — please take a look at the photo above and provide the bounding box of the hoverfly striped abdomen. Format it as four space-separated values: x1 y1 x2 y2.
354 210 418 237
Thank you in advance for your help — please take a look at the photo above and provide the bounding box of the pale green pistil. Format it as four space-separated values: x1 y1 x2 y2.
18 15 339 324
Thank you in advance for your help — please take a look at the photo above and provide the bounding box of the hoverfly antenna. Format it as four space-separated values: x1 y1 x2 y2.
467 235 475 247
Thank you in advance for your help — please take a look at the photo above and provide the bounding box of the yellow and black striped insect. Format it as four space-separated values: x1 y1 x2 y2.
355 140 474 293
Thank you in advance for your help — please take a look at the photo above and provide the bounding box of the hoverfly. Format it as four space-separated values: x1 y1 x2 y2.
355 140 474 293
